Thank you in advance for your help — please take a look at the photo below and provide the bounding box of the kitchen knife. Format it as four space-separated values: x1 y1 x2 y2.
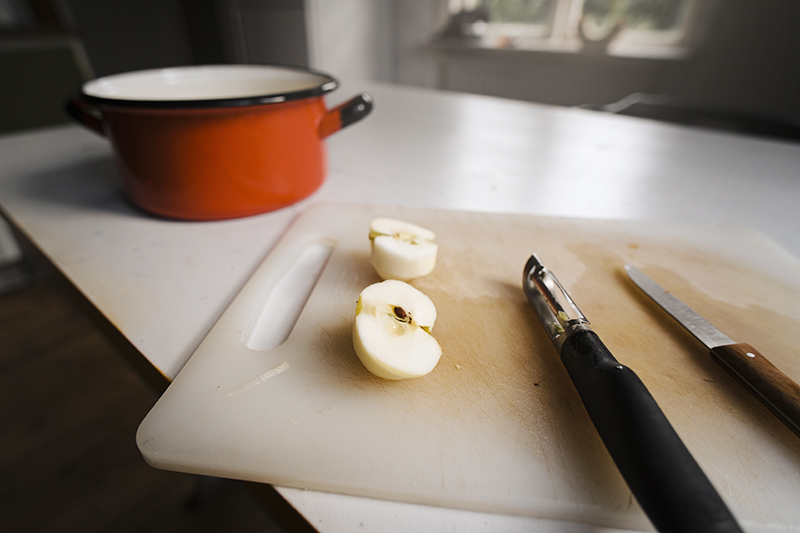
625 263 800 439
523 255 742 533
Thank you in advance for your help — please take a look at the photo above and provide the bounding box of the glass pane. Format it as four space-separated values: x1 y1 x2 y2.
481 0 557 26
582 0 690 32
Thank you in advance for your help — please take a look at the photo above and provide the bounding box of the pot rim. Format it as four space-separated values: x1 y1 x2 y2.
80 64 339 109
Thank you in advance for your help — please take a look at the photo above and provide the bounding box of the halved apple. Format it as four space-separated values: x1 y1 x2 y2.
352 279 442 380
369 218 437 281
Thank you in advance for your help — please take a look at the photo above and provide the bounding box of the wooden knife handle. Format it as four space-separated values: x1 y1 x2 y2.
711 343 800 438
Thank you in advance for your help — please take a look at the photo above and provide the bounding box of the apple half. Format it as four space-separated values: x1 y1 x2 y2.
369 218 438 281
352 279 442 380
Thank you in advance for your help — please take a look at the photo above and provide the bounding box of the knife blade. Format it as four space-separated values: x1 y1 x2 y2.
524 255 742 533
625 264 800 439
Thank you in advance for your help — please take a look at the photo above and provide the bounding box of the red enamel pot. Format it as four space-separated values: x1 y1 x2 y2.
66 65 372 220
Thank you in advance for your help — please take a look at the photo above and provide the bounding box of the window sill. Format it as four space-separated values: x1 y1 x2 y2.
426 36 691 62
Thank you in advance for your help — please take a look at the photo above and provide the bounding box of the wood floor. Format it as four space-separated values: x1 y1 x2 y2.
0 278 286 532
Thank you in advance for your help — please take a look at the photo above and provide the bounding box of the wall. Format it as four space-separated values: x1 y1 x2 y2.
222 0 308 66
304 0 395 84
661 1 800 117
62 0 310 76
393 0 448 88
65 0 193 76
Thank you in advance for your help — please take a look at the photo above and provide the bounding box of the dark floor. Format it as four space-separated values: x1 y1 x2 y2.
0 276 286 532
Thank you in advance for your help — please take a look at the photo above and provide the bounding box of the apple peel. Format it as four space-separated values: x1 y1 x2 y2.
352 279 442 380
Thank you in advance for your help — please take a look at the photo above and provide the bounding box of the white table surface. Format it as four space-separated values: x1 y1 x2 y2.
2 79 799 532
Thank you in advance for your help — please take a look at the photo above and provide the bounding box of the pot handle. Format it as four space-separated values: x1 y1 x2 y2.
319 93 373 139
65 96 106 137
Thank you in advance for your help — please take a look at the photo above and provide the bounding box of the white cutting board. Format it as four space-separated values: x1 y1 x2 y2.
137 203 800 532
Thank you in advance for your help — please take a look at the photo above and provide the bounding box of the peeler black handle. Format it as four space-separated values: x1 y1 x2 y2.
559 329 743 533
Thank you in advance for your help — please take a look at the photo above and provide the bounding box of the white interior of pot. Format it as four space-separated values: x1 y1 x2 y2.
83 65 332 101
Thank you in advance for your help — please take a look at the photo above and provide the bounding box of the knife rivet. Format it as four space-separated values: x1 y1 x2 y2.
746 352 756 358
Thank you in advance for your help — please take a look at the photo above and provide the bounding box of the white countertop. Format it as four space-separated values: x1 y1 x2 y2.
2 79 799 532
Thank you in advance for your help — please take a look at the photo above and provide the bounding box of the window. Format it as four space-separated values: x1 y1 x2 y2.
439 0 695 57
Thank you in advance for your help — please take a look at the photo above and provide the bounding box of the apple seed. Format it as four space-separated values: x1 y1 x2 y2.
393 306 410 323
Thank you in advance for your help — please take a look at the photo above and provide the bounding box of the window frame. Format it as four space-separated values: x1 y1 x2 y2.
442 0 699 59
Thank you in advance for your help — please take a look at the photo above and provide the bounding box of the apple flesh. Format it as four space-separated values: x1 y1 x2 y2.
352 279 442 380
369 218 438 281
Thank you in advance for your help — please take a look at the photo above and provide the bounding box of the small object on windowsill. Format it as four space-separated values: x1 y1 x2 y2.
578 15 626 55
434 6 489 42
